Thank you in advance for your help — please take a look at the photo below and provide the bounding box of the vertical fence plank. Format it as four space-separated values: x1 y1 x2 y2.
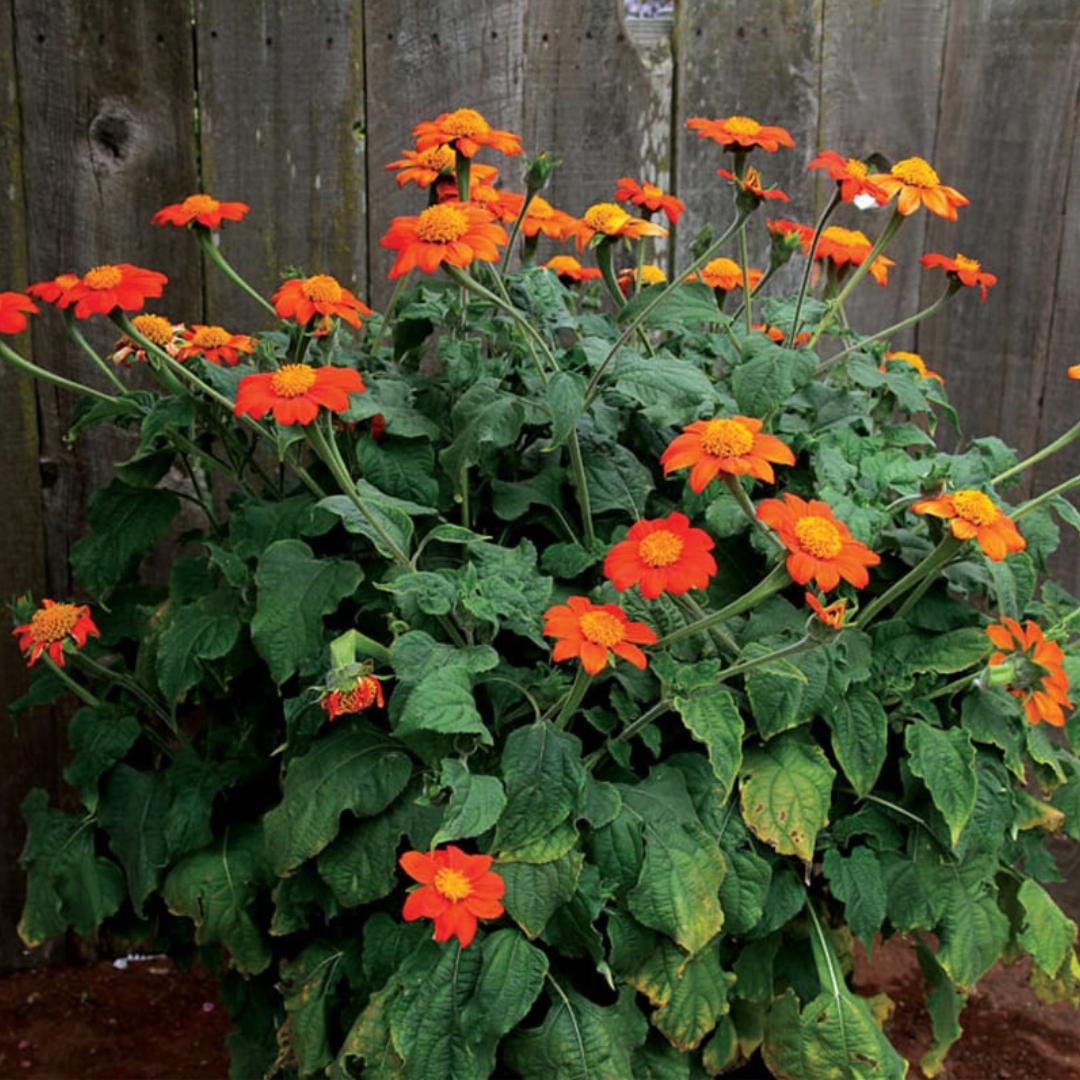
195 1 368 326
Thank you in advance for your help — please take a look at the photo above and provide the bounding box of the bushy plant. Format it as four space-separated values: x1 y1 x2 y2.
5 107 1080 1079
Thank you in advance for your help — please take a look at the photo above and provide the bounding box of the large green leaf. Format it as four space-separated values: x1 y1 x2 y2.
916 942 966 1078
395 666 491 745
582 442 654 517
718 846 772 937
63 706 140 813
744 651 808 740
280 940 349 1076
674 690 744 802
824 687 887 798
432 760 507 847
318 484 433 561
732 342 816 417
1018 879 1077 977
821 847 886 950
440 377 526 478
156 590 243 700
609 352 718 426
461 928 550 1044
356 436 439 506
904 722 977 847
937 886 1009 991
500 851 583 939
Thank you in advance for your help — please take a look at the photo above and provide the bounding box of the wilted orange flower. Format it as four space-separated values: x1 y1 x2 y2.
543 597 658 676
272 274 372 330
26 273 80 306
0 292 38 335
176 324 257 366
870 157 968 220
717 166 789 203
757 494 881 591
152 193 250 230
13 599 99 668
59 264 168 320
400 845 505 949
686 257 764 292
604 512 716 600
687 114 795 153
385 144 457 188
381 202 507 279
617 264 667 295
805 592 847 630
807 151 889 205
882 350 943 383
767 218 814 248
661 416 795 492
815 226 895 286
369 413 387 441
569 202 668 253
752 323 811 347
112 313 183 364
413 108 522 159
320 674 386 721
912 489 1025 561
543 256 602 284
234 364 365 426
920 252 996 302
987 618 1073 727
614 178 685 224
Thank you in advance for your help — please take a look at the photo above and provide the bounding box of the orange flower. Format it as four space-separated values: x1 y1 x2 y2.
614 178 685 225
1069 363 1080 380
0 292 38 335
986 618 1073 727
516 195 578 239
686 257 764 293
176 324 257 367
767 218 814 249
805 592 847 630
112 313 183 364
815 226 895 286
617 264 667 295
271 274 372 331
400 845 505 949
13 599 99 668
882 350 943 383
26 273 80 306
543 256 602 284
912 489 1025 561
385 144 457 188
568 202 668 253
433 162 500 204
59 264 168 320
920 252 996 302
543 597 658 676
234 364 366 426
757 494 881 591
717 166 789 203
870 157 968 220
320 674 386 722
807 151 889 205
381 202 507 279
152 193 250 230
752 323 811 347
686 114 795 153
413 108 522 159
370 413 387 441
603 512 716 600
661 416 795 492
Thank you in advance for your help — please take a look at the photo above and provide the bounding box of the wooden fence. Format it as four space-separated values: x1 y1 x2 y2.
1 0 1079 966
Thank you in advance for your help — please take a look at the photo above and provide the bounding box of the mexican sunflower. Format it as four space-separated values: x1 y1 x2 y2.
400 845 505 949
807 151 889 205
767 218 814 249
757 494 881 591
661 416 795 492
320 674 386 721
815 226 895 286
234 364 365 426
176 324 257 366
543 256 602 284
686 114 795 152
413 107 522 158
59 264 168 319
920 252 997 302
912 489 1025 561
514 195 578 239
0 292 38 335
152 193 250 230
614 177 685 224
381 202 508 279
543 597 658 675
717 166 789 203
112 314 183 364
568 202 667 253
986 618 1073 727
753 323 811 347
617 264 667 295
869 156 969 220
882 350 943 383
686 257 764 293
805 592 847 630
603 512 716 600
272 274 372 330
13 599 99 668
1069 363 1080 380
26 273 80 306
385 144 457 188
433 162 500 203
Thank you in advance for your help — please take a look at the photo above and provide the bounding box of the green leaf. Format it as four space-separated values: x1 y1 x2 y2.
395 665 491 745
356 436 439 506
916 942 966 1078
718 847 772 938
440 377 526 478
432 760 506 847
462 928 550 1042
544 370 585 449
280 940 347 1075
63 706 140 813
610 352 718 426
228 493 332 559
1018 879 1078 977
745 652 808 740
156 591 242 701
674 690 744 803
459 539 553 641
389 629 499 684
582 442 654 517
937 886 1009 990
739 730 836 862
732 342 816 417
618 281 722 328
344 374 440 438
69 479 180 592
251 539 362 684
500 851 583 939
824 687 887 797
379 569 457 615
905 722 978 847
318 484 433 561
961 688 1025 779
821 847 887 951
540 541 603 579
262 723 412 875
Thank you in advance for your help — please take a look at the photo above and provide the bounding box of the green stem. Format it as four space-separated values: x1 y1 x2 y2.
565 432 596 549
44 656 100 707
500 190 538 276
0 339 120 404
596 241 625 311
696 635 817 687
856 536 962 629
723 475 781 548
787 190 841 346
925 672 978 702
1013 473 1080 521
455 150 471 201
610 698 672 748
728 263 780 325
994 421 1080 487
71 652 172 725
674 593 737 654
369 271 412 358
347 631 393 666
554 666 591 730
737 221 754 335
62 313 128 393
197 229 277 316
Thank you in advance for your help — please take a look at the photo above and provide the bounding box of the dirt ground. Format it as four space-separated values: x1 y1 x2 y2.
0 937 1077 1079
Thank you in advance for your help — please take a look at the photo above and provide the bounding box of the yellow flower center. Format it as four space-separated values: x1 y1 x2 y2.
84 265 123 289
28 603 80 645
638 529 684 568
952 253 981 272
639 264 667 285
794 516 844 559
182 194 219 214
301 275 344 303
418 144 456 172
441 108 490 137
131 314 174 345
845 158 868 178
822 226 869 250
724 115 761 136
698 418 754 458
191 325 231 348
434 867 473 901
270 363 318 398
415 204 470 243
952 489 998 526
891 156 940 188
583 202 631 234
579 610 626 646
55 273 80 290
885 351 928 377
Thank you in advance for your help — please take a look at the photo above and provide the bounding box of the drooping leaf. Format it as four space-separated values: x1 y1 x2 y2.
280 940 349 1075
905 722 977 848
674 690 744 803
1018 879 1078 977
63 706 140 813
500 851 583 939
156 590 243 701
916 942 966 1078
395 666 491 745
431 760 507 847
824 687 887 798
821 847 887 951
